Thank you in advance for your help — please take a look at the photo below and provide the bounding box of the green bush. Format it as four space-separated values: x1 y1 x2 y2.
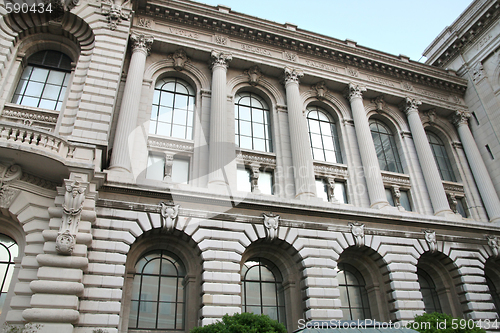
190 312 286 333
412 312 486 333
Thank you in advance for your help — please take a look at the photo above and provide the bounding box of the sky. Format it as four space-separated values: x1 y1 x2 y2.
197 0 473 62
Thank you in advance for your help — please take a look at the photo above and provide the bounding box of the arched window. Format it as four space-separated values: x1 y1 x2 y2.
337 263 371 320
369 119 403 173
307 106 342 163
12 50 72 111
150 77 195 140
234 92 272 152
0 234 18 315
129 250 186 330
486 275 500 317
241 258 285 324
418 268 442 313
426 132 456 182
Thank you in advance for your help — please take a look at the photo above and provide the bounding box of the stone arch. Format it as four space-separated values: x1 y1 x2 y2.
241 238 304 330
366 103 410 133
227 74 285 107
483 257 500 318
144 59 210 92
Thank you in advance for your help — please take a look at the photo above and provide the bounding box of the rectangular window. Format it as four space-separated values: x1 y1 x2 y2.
385 188 395 206
316 179 347 203
237 166 273 195
259 171 274 195
456 197 468 218
146 154 165 181
400 190 412 211
172 157 189 184
237 167 252 192
333 182 347 204
316 179 329 202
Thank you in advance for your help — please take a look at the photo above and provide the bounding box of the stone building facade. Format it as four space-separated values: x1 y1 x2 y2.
0 0 499 332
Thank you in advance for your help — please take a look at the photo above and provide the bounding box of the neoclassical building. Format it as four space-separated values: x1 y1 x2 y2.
0 0 499 332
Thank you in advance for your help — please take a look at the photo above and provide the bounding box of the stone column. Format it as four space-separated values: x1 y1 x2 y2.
401 98 451 216
283 67 316 199
452 110 500 223
346 83 388 208
109 34 153 172
208 51 232 189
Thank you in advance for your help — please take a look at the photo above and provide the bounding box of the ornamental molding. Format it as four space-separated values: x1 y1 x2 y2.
130 34 154 54
0 164 22 209
282 66 303 85
399 97 422 115
214 34 229 45
101 0 130 31
344 83 366 101
2 107 58 125
244 65 263 86
372 95 385 111
313 163 348 178
236 151 276 167
381 171 410 187
451 109 471 127
147 137 194 152
471 63 485 83
210 50 232 69
263 212 279 241
348 222 365 248
312 81 328 100
486 235 499 258
137 17 152 29
160 202 180 232
169 49 189 71
423 229 437 253
442 181 464 194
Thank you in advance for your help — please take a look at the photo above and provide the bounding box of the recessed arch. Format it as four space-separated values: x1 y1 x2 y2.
145 59 210 92
227 74 285 107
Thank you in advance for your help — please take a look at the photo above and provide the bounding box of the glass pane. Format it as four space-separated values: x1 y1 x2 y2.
252 109 264 123
263 306 278 321
240 121 252 136
43 83 63 100
157 302 175 329
187 97 195 111
259 171 273 195
46 70 65 85
385 189 395 206
237 168 252 192
173 109 187 125
323 136 335 151
244 263 260 280
457 198 467 217
162 81 176 92
175 82 188 94
260 266 275 282
320 121 333 136
310 134 323 149
333 182 347 204
338 286 348 306
174 95 188 109
140 275 159 301
137 301 157 328
324 150 337 163
20 96 39 107
156 122 171 137
253 138 266 152
161 260 177 276
316 180 328 202
238 106 251 120
246 306 261 315
146 155 164 181
14 79 28 95
239 136 252 150
159 91 174 107
187 111 194 127
350 307 364 321
245 282 261 305
158 106 172 123
400 191 412 211
159 277 177 302
253 123 265 139
30 67 49 82
344 270 359 285
261 283 277 305
172 158 189 184
128 300 139 327
131 275 142 300
313 148 325 161
308 120 321 134
38 99 57 110
171 125 186 139
25 81 44 97
347 287 363 307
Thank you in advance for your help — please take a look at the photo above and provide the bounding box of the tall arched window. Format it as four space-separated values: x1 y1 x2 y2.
369 119 403 173
307 106 342 163
426 132 456 182
129 250 186 330
12 50 72 111
337 263 371 320
486 275 500 317
0 234 18 315
418 268 442 313
234 92 272 152
241 258 285 324
150 77 195 140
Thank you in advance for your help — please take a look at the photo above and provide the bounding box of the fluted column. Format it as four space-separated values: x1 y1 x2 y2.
346 83 388 208
283 67 316 199
401 98 451 216
208 50 232 188
452 110 500 223
109 34 153 172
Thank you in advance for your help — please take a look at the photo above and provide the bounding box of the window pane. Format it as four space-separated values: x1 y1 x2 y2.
172 158 189 184
146 155 164 181
240 121 252 136
239 136 253 150
237 168 252 192
253 123 265 139
159 277 177 302
159 91 174 107
385 188 395 206
30 67 49 82
261 283 277 306
333 182 347 204
140 275 159 301
308 120 321 134
400 190 412 211
259 171 273 195
138 301 157 328
38 99 57 110
245 282 261 305
158 106 172 123
46 70 66 85
157 302 175 329
316 179 328 202
235 92 272 153
253 138 266 152
456 198 467 217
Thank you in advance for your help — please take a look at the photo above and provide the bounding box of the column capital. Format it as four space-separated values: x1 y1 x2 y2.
399 97 422 115
282 66 304 85
451 110 471 127
130 33 153 55
344 83 366 101
210 50 232 70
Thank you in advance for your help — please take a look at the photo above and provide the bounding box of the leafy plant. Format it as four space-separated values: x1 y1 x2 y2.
3 323 42 333
92 330 108 333
190 312 286 333
412 312 486 333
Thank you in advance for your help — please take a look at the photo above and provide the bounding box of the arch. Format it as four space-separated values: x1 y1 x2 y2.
144 59 210 92
120 230 203 333
241 239 304 330
417 252 463 317
305 104 343 164
300 90 351 121
337 246 391 321
484 258 500 317
368 117 404 173
365 104 410 134
227 75 285 107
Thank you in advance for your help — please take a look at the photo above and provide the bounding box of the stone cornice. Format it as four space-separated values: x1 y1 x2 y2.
136 0 468 94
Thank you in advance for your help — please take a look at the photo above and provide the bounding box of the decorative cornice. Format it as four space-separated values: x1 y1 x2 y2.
236 151 276 167
442 181 464 194
210 50 232 69
130 34 154 54
381 171 411 187
313 163 348 178
147 138 194 152
451 109 471 127
2 106 58 126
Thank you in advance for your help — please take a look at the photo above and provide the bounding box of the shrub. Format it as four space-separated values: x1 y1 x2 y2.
412 312 486 333
190 312 287 333
3 323 42 333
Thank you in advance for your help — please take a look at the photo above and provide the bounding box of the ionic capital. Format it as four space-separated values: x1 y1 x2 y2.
130 34 153 55
282 66 304 85
451 110 471 127
344 83 366 102
400 97 422 115
210 50 232 70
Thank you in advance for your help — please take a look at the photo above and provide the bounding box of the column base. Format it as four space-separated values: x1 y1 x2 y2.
104 168 134 183
489 216 500 223
434 209 459 219
295 192 317 200
370 200 390 210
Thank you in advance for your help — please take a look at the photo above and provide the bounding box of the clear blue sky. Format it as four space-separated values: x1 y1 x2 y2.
197 0 473 62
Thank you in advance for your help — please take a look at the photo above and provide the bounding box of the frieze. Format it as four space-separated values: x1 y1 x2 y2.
443 181 464 193
367 75 396 87
283 51 298 62
477 34 492 50
167 27 200 39
313 163 348 178
401 81 414 91
236 152 276 167
240 44 271 56
381 172 411 186
2 109 58 124
147 138 194 152
304 60 339 73
417 89 449 102
347 67 359 77
137 17 152 29
215 35 229 45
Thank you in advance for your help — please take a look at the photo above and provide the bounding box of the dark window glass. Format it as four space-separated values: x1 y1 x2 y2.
486 275 500 317
307 106 342 163
150 78 195 140
242 258 285 326
370 120 403 173
12 50 71 111
129 250 186 330
235 92 272 152
0 234 18 315
426 132 456 182
418 268 442 314
337 263 371 320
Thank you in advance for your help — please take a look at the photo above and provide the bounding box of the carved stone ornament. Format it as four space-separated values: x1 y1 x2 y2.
424 229 437 253
0 164 22 209
210 50 232 69
348 222 365 248
372 96 385 111
486 236 499 258
215 35 228 45
0 185 20 209
451 110 471 127
137 17 152 29
391 185 403 210
400 97 422 115
244 66 262 86
250 166 260 193
447 193 458 214
402 81 414 91
312 81 328 100
263 212 279 241
326 178 338 203
282 67 303 85
163 154 174 182
426 109 437 124
57 179 87 255
345 83 366 101
101 0 129 31
44 0 79 18
471 63 485 83
130 34 154 55
160 202 180 232
172 49 189 71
